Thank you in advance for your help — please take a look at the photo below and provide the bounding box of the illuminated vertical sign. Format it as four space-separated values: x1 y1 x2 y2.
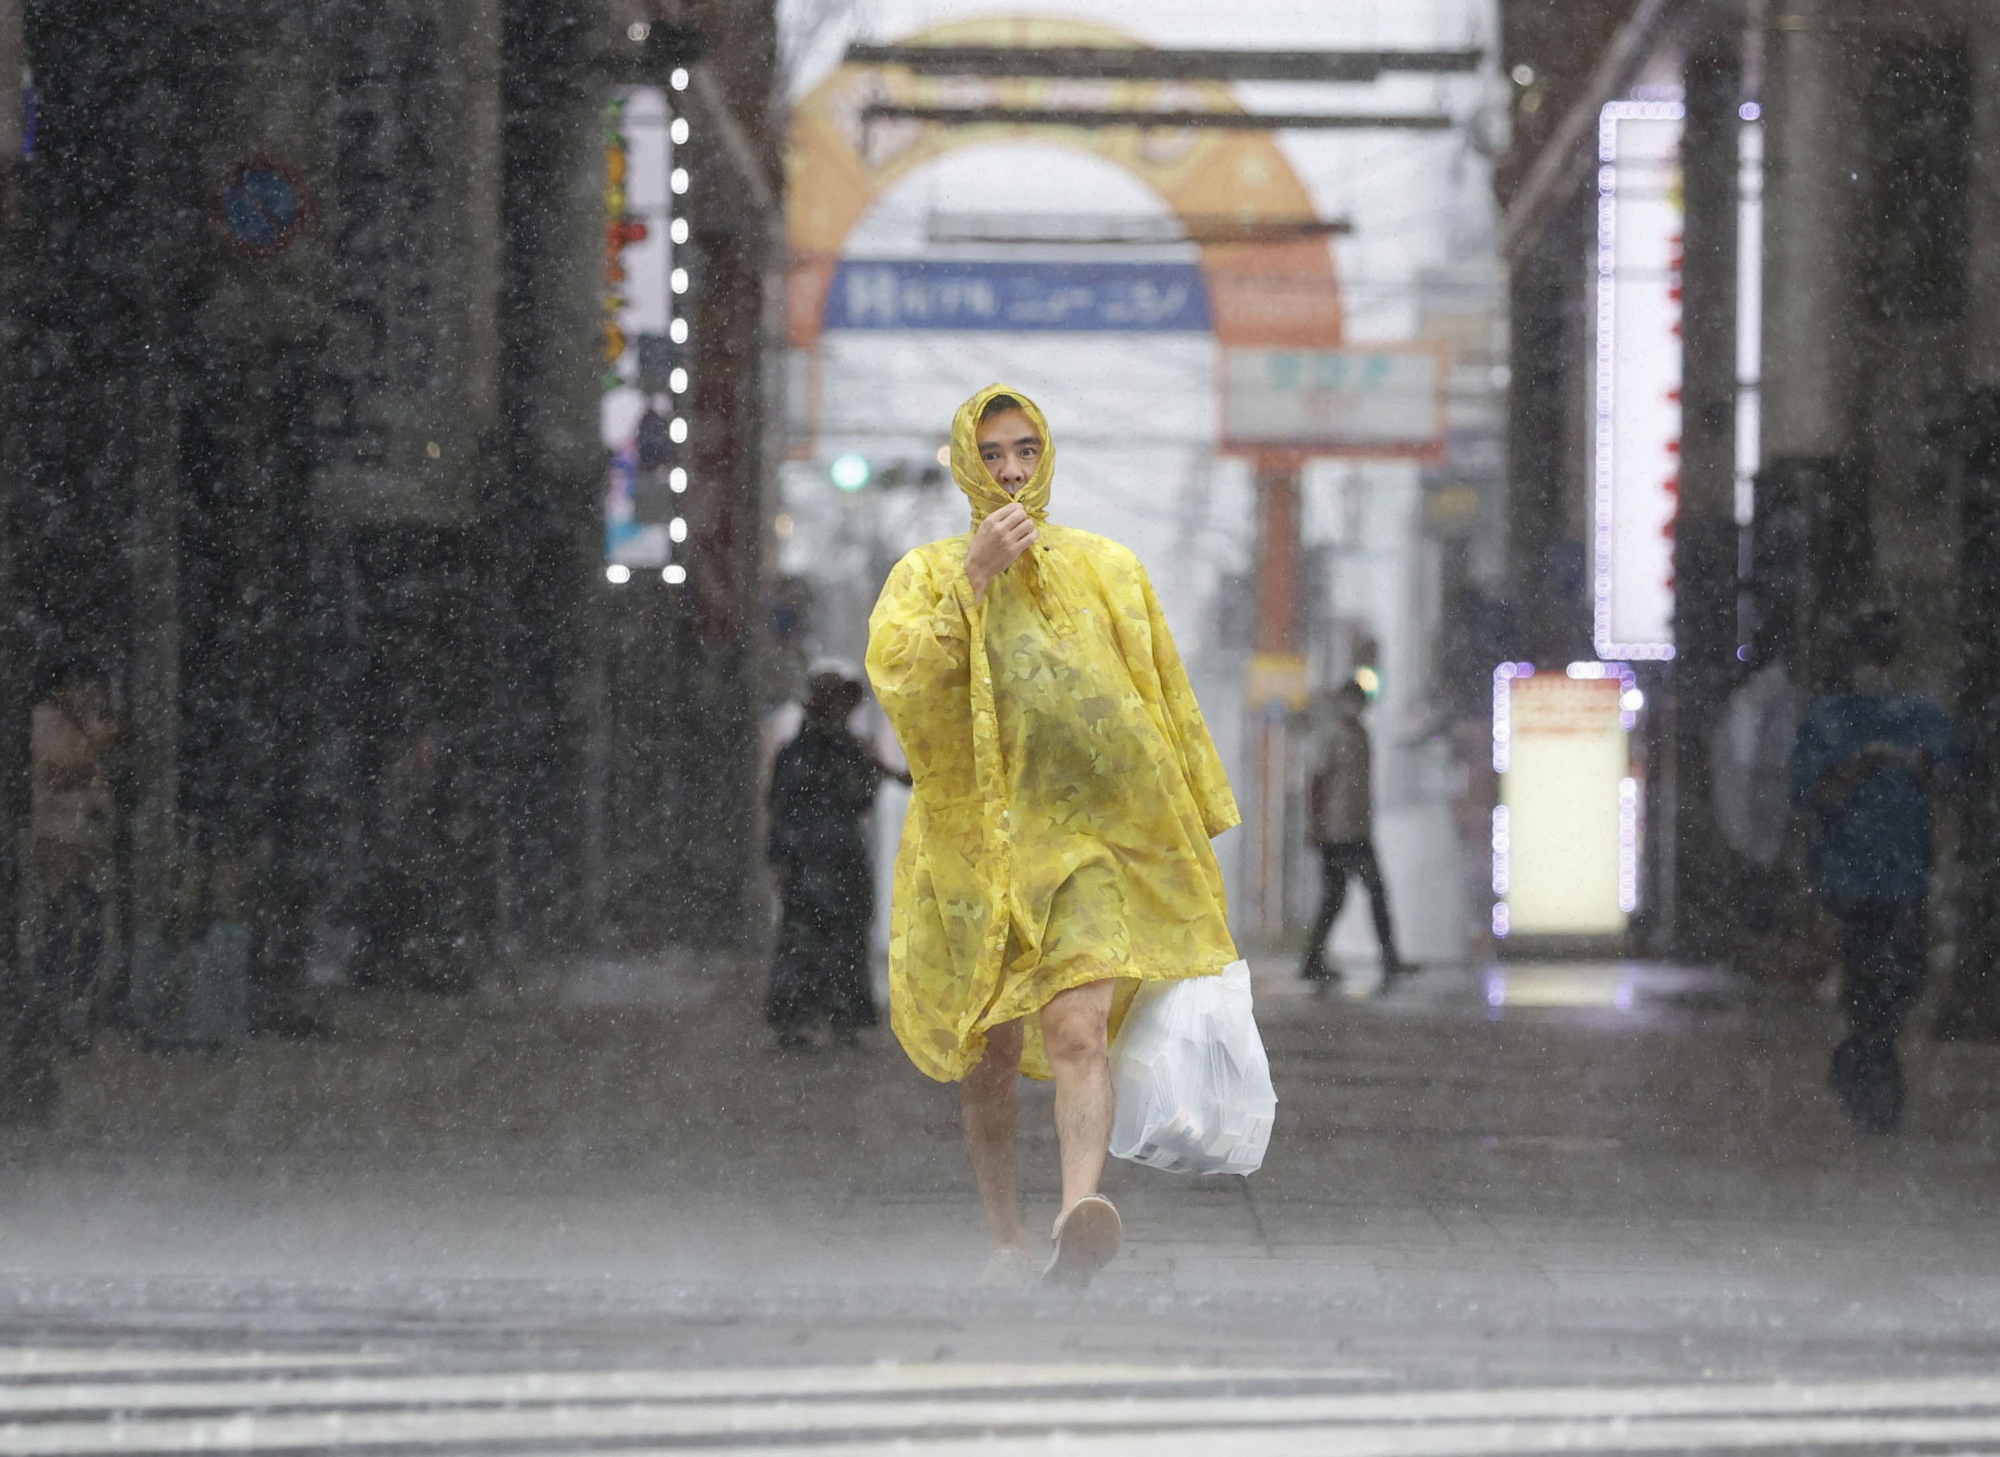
602 85 689 578
1593 99 1684 660
1736 108 1764 529
1492 663 1640 939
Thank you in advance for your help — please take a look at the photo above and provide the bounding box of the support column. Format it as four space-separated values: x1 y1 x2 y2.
1939 6 2000 1040
496 0 604 951
126 389 180 1015
1248 458 1303 945
1756 0 1860 687
0 0 39 1121
1504 187 1591 664
1760 0 1853 464
1672 4 1744 960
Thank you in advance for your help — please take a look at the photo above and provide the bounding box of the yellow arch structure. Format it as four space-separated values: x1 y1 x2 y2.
786 15 1344 352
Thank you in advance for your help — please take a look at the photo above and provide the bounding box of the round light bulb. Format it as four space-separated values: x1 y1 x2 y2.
830 454 870 491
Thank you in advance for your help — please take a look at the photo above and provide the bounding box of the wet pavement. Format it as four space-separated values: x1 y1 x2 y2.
3 954 2000 1451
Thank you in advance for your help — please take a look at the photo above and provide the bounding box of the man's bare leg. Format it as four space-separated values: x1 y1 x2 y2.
1039 979 1116 1218
959 1020 1030 1252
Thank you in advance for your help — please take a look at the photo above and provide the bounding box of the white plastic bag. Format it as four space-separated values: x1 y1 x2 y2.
1108 961 1276 1175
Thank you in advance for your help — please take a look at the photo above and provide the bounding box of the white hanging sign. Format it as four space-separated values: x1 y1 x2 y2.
1593 100 1684 661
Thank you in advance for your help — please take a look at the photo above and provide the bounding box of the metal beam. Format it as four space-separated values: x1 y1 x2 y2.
864 105 1455 131
690 64 778 216
1501 0 1691 261
844 44 1483 82
925 212 1351 246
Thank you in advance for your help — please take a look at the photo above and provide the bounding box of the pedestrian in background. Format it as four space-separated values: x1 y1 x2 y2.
1792 609 1951 1135
1300 679 1407 988
764 666 907 1048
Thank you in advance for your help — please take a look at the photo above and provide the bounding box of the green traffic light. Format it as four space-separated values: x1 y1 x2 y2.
830 454 871 491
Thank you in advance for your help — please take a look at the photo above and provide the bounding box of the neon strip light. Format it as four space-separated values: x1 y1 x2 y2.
1490 661 1534 936
1618 776 1641 913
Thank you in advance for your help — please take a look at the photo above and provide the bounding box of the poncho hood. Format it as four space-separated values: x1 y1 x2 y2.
951 383 1055 526
950 384 1071 629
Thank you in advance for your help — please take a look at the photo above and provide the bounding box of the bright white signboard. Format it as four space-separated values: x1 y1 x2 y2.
1492 664 1638 940
1221 347 1445 456
1593 100 1684 660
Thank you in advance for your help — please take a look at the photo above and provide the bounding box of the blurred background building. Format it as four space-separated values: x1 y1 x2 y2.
0 0 782 1111
1499 0 2000 1036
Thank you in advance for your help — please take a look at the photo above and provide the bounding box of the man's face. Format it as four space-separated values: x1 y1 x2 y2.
976 408 1043 492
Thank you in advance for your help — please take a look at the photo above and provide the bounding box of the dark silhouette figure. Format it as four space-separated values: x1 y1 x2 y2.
765 671 907 1046
1301 680 1405 986
1792 609 1951 1135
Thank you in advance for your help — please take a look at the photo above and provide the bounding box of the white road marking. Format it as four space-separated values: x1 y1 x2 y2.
0 1362 1362 1413
0 1351 399 1378
7 1360 2000 1454
579 1415 2000 1456
4 1379 2000 1453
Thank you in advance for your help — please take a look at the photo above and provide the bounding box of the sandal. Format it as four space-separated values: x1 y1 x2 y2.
1043 1194 1121 1289
973 1245 1036 1290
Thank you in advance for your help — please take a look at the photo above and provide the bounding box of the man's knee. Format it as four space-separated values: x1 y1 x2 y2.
1040 996 1110 1068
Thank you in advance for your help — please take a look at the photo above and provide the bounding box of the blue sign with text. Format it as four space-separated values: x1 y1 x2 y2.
825 260 1210 332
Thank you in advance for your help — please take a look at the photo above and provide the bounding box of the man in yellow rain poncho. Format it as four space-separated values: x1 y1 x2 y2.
867 384 1240 1289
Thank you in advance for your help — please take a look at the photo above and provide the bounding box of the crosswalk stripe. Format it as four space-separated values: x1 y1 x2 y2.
0 1352 398 1379
568 1414 2000 1456
9 1357 2000 1454
0 1362 1369 1414
6 1381 2000 1454
5 1368 2000 1422
11 1404 2000 1455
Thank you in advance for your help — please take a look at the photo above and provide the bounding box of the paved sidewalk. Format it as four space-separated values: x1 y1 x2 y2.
1 951 1999 1402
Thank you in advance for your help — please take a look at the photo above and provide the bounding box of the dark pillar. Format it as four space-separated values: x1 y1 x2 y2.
628 0 779 952
1755 0 1858 689
0 0 38 1120
1937 17 2000 1039
1946 389 2000 1038
1750 455 1869 692
1671 5 1744 960
494 0 603 952
9 0 212 1095
1504 186 1591 664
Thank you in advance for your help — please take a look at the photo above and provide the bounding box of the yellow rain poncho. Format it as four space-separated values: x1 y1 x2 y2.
866 384 1241 1083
